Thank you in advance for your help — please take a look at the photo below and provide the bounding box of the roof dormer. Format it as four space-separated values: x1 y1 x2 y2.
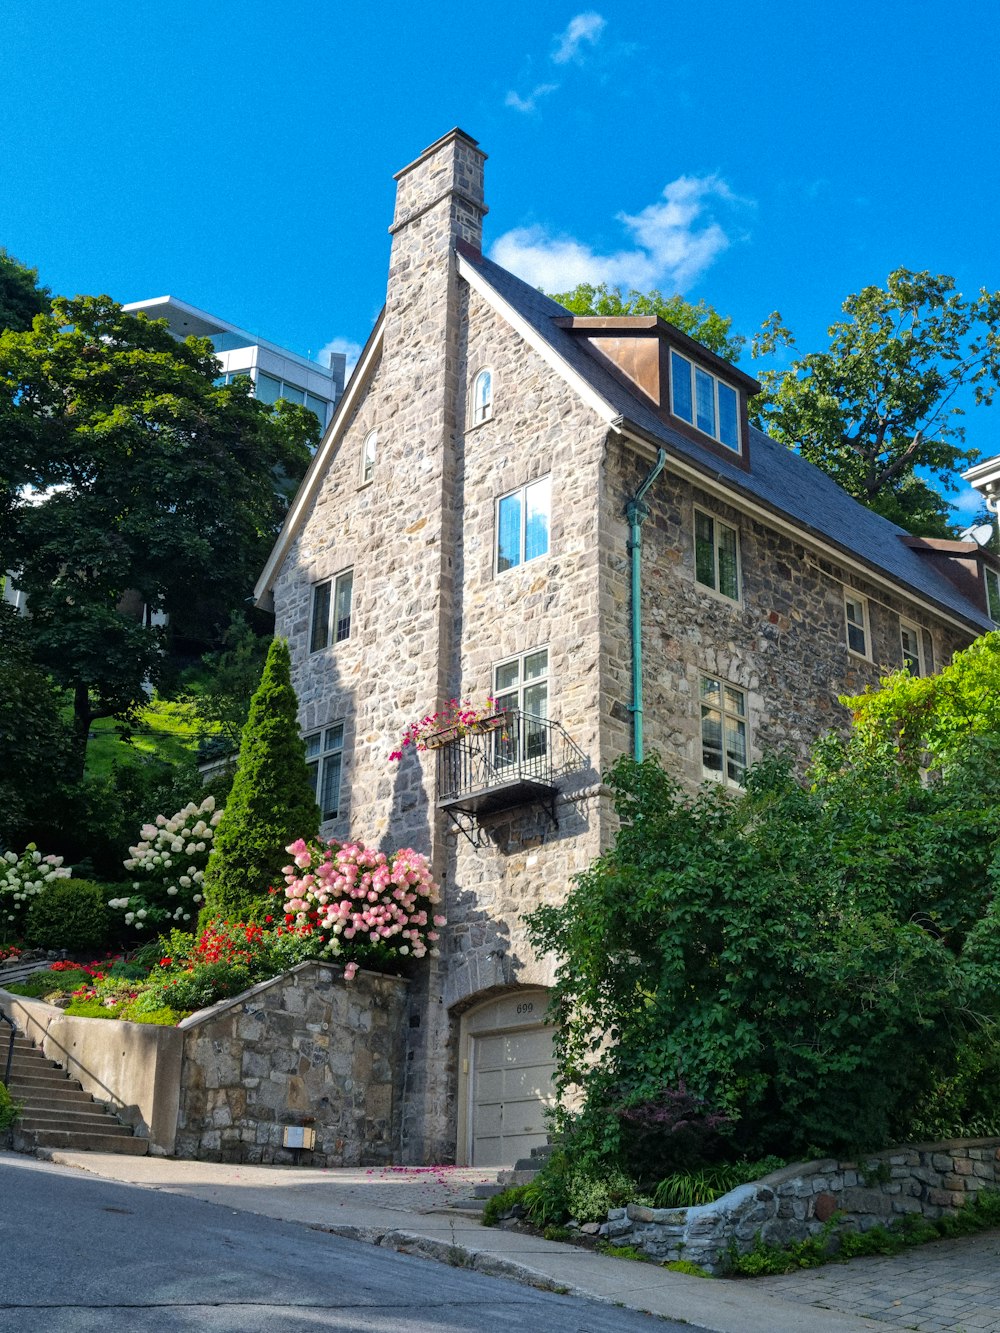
554 315 760 470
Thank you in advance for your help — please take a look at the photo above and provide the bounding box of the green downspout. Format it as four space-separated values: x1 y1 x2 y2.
625 449 667 762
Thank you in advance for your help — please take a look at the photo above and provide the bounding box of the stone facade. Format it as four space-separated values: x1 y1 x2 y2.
175 962 409 1165
598 1139 1000 1273
263 129 988 1166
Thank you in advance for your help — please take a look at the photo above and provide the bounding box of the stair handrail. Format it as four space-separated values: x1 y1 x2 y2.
0 1004 18 1089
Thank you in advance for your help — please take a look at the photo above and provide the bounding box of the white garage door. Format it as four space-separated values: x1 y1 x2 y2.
471 1024 555 1167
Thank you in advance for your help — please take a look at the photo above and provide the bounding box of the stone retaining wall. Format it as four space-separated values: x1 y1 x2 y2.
599 1139 1000 1273
175 960 410 1165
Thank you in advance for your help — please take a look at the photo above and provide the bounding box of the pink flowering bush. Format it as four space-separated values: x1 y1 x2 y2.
281 838 446 978
389 697 501 760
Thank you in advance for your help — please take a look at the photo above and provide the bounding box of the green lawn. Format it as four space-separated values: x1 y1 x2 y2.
85 696 211 778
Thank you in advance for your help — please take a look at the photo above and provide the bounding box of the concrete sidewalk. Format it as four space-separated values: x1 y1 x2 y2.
9 1148 888 1333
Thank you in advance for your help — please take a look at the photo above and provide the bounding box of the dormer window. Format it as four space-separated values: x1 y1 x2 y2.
670 351 740 452
986 566 1000 622
472 369 493 425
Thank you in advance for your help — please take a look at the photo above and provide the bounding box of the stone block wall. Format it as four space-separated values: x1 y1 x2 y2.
175 961 409 1165
599 1139 1000 1273
599 439 972 785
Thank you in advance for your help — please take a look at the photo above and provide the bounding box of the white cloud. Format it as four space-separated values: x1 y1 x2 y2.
504 83 558 114
490 174 743 294
553 12 606 64
320 335 362 382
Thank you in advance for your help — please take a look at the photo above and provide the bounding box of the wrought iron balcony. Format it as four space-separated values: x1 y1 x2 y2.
432 709 587 826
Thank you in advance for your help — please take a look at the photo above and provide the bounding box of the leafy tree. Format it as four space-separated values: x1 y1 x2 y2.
0 604 73 849
0 247 49 333
752 269 1000 536
842 629 1000 769
199 638 319 924
188 611 270 753
0 295 316 776
526 732 1000 1174
546 282 744 362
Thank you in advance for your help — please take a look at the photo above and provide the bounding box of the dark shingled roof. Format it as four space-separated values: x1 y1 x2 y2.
465 248 992 633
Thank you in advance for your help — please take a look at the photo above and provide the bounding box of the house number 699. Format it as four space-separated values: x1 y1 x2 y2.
516 1002 534 1015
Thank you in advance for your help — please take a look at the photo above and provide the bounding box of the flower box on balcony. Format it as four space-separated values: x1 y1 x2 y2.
423 712 508 749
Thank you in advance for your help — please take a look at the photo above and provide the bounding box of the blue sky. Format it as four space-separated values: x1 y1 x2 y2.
3 1 997 517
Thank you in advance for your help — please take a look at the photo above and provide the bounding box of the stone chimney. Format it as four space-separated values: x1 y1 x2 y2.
389 127 487 256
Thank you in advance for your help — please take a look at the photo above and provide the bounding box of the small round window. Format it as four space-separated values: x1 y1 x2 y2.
361 429 377 484
472 369 493 425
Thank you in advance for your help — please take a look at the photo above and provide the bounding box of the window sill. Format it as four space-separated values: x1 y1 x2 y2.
847 648 873 664
465 415 493 434
695 580 741 609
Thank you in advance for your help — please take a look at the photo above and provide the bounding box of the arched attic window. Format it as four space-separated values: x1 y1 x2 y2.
361 429 377 484
472 369 493 425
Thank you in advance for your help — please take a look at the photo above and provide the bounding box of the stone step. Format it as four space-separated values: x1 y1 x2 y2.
473 1183 508 1199
18 1108 133 1133
4 1032 149 1158
8 1065 76 1086
28 1128 149 1155
497 1168 540 1187
9 1085 103 1111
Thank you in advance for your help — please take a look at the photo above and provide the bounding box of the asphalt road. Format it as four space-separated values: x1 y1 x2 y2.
0 1155 702 1332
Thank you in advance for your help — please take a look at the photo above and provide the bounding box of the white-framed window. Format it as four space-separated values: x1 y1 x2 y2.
494 647 549 767
310 569 354 652
844 593 870 658
700 676 748 785
670 350 741 452
361 429 377 485
472 369 493 425
694 509 740 601
986 566 1000 623
305 723 345 821
900 622 924 675
496 476 551 574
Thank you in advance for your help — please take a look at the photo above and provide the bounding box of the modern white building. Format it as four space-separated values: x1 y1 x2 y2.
122 295 345 430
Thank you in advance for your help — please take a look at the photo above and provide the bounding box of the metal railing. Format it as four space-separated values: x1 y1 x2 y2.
1 1004 16 1089
435 709 587 807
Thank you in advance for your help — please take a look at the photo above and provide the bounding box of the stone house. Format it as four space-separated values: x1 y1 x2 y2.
255 129 997 1168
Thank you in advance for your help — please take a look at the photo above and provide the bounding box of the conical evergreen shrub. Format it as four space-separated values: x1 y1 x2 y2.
199 638 320 924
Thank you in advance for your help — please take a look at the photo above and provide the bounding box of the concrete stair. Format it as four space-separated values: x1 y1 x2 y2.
475 1142 554 1197
3 1033 148 1156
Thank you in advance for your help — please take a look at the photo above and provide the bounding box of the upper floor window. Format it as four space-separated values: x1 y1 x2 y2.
496 476 551 574
361 430 377 485
986 566 1000 622
310 569 354 652
472 369 493 425
305 723 345 821
694 509 740 601
494 647 549 767
700 675 747 785
844 592 870 658
900 622 923 675
256 371 330 428
670 350 740 452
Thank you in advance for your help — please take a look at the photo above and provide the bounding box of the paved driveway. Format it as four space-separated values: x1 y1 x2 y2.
750 1229 1000 1332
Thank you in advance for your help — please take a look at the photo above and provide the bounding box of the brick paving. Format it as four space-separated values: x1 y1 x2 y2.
751 1229 1000 1331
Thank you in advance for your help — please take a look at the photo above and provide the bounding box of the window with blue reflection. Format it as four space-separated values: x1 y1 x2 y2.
695 368 716 436
718 382 739 451
497 492 523 572
671 351 693 423
496 478 550 574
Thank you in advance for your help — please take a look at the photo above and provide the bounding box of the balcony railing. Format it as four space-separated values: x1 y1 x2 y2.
432 709 587 825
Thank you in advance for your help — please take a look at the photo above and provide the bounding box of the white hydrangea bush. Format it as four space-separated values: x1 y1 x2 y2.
0 844 71 931
109 796 223 931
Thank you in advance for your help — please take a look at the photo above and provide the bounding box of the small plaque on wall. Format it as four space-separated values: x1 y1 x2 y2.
282 1125 316 1150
